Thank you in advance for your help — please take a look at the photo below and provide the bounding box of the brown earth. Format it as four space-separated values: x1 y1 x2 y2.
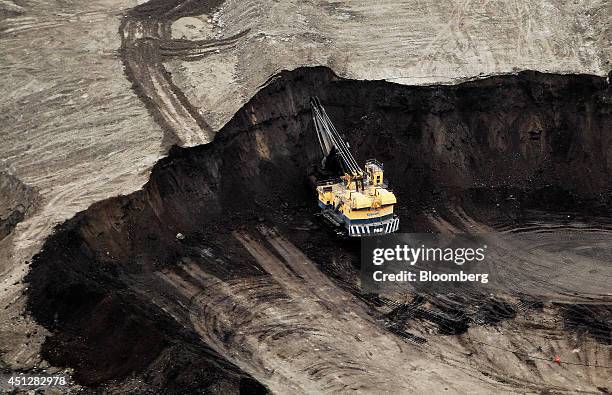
2 0 612 392
26 67 612 393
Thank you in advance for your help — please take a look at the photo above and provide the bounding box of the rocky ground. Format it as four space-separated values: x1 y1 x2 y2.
1 0 611 393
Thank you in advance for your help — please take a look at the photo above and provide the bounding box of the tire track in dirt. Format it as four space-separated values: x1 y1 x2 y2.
144 227 508 394
118 0 250 146
159 29 248 60
382 206 612 392
440 206 612 301
120 17 212 146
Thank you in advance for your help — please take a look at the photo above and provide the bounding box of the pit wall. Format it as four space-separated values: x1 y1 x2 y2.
26 66 612 389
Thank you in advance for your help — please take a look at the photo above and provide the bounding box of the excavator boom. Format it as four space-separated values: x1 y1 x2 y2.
310 97 362 177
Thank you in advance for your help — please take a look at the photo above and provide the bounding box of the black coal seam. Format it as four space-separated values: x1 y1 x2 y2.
24 66 612 391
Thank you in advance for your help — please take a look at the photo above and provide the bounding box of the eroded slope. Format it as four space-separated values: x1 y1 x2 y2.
27 68 612 393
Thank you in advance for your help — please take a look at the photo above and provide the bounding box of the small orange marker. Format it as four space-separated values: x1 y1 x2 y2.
554 356 561 365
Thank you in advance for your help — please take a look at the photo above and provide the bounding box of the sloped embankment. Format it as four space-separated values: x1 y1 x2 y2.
0 171 38 241
26 67 612 393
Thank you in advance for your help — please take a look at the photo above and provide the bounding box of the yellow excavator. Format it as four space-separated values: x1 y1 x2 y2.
310 97 399 237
